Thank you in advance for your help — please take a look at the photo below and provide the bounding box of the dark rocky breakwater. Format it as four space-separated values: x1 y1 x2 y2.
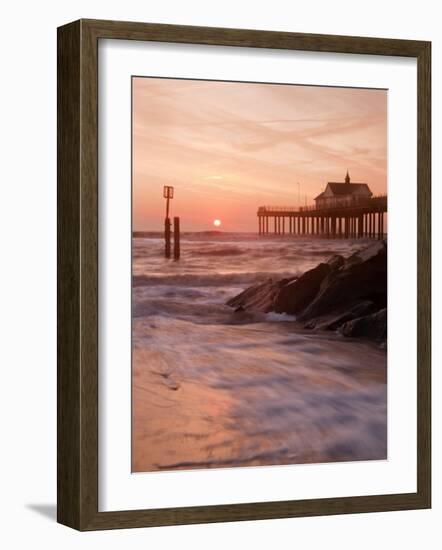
227 240 387 342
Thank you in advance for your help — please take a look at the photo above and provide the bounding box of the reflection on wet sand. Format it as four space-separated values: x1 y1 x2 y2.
132 317 386 472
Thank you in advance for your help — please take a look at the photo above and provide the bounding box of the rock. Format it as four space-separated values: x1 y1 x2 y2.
274 262 333 315
226 241 387 341
304 300 375 330
340 308 387 341
151 363 181 390
226 277 296 313
227 255 346 316
327 254 346 271
298 240 386 323
164 378 181 391
346 240 386 266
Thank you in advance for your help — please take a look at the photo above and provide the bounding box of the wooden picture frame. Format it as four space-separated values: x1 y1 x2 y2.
57 18 431 530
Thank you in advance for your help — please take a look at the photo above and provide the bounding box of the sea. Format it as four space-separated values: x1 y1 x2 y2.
132 232 387 472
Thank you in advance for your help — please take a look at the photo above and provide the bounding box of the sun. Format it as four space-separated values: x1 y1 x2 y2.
213 219 221 227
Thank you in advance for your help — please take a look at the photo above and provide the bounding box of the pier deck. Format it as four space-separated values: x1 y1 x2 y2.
258 196 387 239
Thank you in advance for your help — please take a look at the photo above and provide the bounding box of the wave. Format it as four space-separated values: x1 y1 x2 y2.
192 246 245 257
133 231 318 242
133 299 229 322
133 270 299 288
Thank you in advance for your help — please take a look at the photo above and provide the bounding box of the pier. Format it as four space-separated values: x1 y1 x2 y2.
257 195 387 239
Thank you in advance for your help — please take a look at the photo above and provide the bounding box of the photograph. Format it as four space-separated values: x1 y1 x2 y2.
131 76 388 473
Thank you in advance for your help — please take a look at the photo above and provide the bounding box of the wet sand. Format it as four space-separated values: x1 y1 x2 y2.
132 318 386 472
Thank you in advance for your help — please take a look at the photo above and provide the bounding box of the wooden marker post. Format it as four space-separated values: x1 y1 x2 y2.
163 185 174 258
165 217 171 258
173 217 180 260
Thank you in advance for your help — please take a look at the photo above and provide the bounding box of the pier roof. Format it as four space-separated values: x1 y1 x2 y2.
326 182 371 195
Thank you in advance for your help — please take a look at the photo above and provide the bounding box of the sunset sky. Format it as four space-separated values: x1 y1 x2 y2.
133 77 387 232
